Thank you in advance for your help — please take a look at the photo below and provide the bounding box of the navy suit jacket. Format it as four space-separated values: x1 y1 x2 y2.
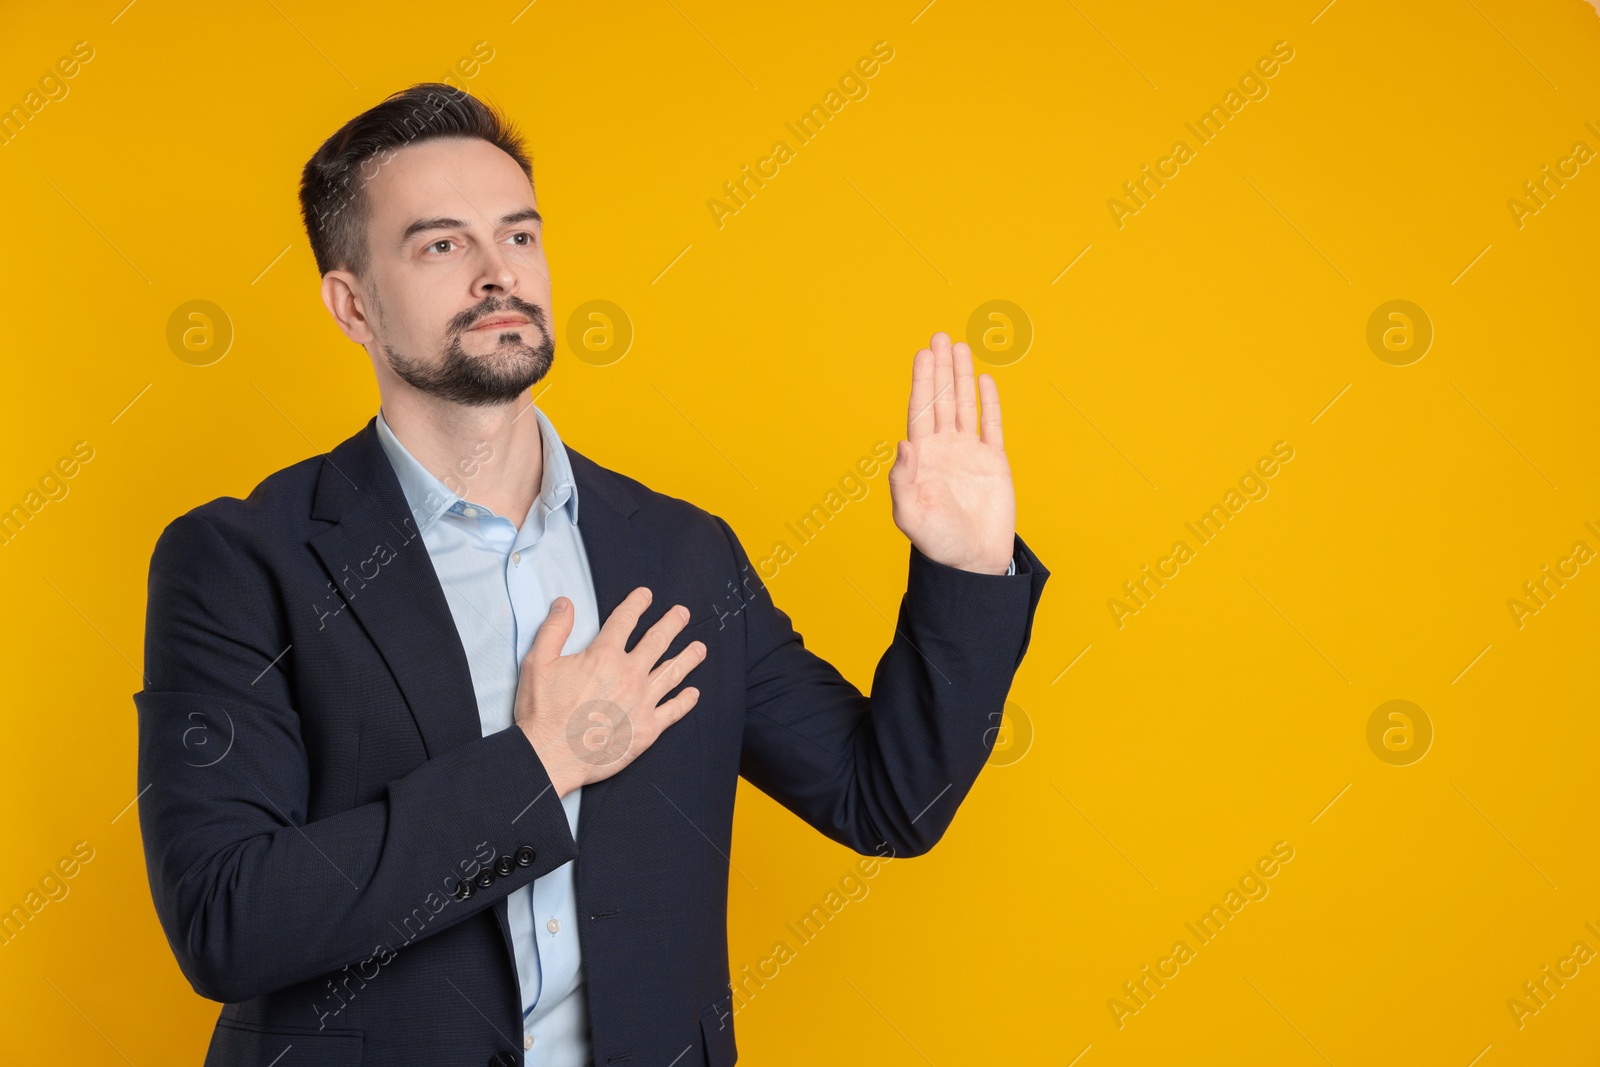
134 415 1050 1067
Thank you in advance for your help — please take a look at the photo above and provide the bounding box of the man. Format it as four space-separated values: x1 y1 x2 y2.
135 82 1049 1067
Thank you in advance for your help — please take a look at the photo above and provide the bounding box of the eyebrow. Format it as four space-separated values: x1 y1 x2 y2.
400 207 542 244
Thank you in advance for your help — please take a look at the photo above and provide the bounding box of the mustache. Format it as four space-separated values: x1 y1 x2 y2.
450 298 547 335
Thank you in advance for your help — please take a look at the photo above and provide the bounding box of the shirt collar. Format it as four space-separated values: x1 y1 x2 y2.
373 404 579 535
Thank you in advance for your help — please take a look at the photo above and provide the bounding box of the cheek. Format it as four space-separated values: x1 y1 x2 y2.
517 246 553 286
380 285 455 345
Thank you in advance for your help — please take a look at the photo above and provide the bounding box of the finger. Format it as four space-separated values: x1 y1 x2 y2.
632 602 692 666
646 639 706 704
906 347 935 442
529 596 576 665
978 373 1004 450
930 332 955 433
652 685 700 729
953 340 978 435
594 586 653 650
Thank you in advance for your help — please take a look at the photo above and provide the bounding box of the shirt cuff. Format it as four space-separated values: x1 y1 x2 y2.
1006 556 1016 576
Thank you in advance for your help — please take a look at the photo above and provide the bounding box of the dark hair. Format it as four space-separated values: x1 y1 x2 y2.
297 82 533 278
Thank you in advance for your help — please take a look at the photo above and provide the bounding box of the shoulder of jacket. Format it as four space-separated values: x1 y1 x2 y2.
158 451 326 553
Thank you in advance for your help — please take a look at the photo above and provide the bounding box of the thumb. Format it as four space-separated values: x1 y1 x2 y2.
530 596 575 664
887 439 915 489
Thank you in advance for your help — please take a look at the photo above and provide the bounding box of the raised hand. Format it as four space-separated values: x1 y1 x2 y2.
514 587 705 797
887 331 1017 574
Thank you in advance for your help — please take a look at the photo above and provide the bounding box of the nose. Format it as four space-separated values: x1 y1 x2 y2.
472 242 518 297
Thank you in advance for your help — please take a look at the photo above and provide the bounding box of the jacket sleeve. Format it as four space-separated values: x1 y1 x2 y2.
133 511 580 1004
714 516 1050 858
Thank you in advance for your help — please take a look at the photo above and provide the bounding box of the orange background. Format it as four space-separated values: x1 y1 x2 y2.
2 1 1598 1063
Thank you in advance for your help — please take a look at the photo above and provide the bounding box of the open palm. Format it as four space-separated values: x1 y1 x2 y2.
887 332 1016 574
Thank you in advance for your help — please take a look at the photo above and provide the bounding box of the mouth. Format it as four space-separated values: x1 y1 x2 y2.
469 316 531 332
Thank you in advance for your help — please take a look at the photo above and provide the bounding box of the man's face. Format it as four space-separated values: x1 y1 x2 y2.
332 135 554 407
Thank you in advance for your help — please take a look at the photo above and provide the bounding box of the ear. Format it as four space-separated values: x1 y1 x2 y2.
322 269 376 345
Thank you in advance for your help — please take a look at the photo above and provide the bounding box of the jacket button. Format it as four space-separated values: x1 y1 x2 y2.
475 868 496 890
514 845 536 867
489 1052 519 1067
452 878 475 902
495 854 516 877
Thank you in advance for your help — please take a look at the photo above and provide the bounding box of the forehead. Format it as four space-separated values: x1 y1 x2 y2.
363 136 536 235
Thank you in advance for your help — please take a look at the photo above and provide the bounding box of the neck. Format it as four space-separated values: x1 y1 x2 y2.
379 387 545 529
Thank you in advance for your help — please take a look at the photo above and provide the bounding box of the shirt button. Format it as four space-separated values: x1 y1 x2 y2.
512 551 521 565
462 506 478 518
546 918 560 934
523 1035 535 1050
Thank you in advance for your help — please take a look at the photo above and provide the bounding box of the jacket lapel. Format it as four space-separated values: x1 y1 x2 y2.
308 418 482 760
562 444 664 849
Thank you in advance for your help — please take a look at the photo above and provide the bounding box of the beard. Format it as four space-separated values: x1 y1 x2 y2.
381 298 555 407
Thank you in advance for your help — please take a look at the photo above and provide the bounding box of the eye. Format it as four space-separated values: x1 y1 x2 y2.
427 239 456 255
508 231 535 247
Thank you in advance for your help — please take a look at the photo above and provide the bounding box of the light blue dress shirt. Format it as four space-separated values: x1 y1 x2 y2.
375 406 595 1067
